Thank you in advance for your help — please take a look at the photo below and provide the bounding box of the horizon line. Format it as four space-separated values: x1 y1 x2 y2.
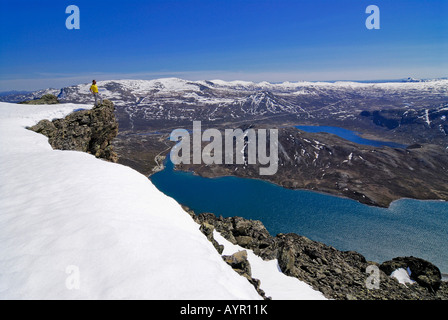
1 71 447 92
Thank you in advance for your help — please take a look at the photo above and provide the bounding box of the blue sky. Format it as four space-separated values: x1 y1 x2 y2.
0 0 447 91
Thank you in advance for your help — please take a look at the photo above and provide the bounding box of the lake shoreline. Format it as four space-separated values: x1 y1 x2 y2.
169 164 448 209
151 155 448 274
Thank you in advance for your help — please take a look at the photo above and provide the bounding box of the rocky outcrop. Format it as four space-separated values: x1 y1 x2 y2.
192 210 448 300
222 250 270 300
194 212 271 300
199 222 224 254
273 233 448 300
28 100 119 162
222 250 251 278
195 213 276 260
380 257 442 293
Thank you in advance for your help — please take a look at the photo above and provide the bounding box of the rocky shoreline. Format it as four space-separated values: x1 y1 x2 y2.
189 208 448 300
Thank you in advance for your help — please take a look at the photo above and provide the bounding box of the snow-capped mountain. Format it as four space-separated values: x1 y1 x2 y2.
403 77 423 83
2 78 447 139
0 88 60 103
56 78 448 110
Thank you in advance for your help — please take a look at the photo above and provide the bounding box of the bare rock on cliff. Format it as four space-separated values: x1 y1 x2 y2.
222 250 270 300
19 94 60 105
194 211 448 300
28 100 119 162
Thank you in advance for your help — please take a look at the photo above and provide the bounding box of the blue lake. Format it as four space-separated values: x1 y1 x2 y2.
150 126 447 273
151 159 448 273
295 125 407 148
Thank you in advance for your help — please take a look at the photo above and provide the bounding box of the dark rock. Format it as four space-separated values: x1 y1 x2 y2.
199 222 224 254
380 257 442 292
194 213 277 260
176 125 448 208
189 209 448 300
222 250 251 277
28 100 119 162
406 143 423 149
222 250 271 300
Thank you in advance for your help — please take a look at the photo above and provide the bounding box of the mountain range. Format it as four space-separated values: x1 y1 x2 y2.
2 78 447 136
3 78 448 206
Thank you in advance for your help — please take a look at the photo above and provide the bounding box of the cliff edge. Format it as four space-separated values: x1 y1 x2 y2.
193 211 448 300
28 100 119 162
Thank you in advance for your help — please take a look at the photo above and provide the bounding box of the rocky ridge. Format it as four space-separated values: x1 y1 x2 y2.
191 210 448 300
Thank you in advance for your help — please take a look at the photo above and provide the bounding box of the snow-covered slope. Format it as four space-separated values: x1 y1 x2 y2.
0 102 261 299
214 232 326 300
0 101 325 300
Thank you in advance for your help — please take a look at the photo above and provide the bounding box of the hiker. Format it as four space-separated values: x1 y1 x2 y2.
90 80 103 105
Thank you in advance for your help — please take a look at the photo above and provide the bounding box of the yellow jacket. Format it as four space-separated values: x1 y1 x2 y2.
90 84 99 93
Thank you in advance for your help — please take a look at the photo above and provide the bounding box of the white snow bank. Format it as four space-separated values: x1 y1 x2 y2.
0 102 262 300
214 231 327 300
390 268 416 285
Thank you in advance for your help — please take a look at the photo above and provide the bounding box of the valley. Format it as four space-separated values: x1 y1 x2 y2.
4 78 448 206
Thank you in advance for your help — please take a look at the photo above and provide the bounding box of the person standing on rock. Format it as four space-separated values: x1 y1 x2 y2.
90 80 103 106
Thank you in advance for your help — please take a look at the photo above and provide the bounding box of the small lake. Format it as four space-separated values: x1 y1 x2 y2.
150 126 447 273
295 125 407 148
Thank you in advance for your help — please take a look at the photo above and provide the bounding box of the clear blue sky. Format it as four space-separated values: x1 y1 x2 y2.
0 0 447 91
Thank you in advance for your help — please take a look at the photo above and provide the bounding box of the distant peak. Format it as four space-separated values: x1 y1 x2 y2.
403 77 422 82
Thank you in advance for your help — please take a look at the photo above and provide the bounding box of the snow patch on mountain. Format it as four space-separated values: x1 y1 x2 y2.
391 268 416 285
